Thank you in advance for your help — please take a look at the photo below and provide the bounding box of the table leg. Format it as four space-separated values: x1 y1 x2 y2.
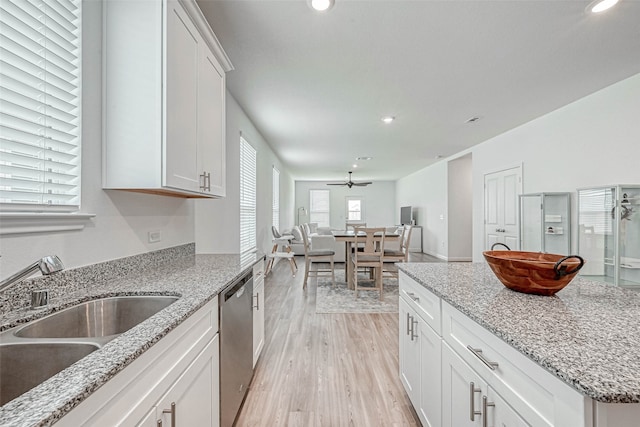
346 241 353 290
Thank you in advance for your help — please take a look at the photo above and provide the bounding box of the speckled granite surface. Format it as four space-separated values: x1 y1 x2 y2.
397 262 640 404
0 245 264 427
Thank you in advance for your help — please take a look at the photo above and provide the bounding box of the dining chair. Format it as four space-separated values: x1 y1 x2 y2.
300 225 336 289
351 226 386 300
382 225 413 280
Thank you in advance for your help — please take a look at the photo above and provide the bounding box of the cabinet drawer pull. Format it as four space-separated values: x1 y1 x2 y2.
467 346 499 370
163 402 176 426
406 291 420 303
469 382 481 421
482 396 495 427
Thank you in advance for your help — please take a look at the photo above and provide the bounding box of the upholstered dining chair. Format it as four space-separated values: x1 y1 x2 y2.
351 226 386 300
382 225 413 280
300 225 336 289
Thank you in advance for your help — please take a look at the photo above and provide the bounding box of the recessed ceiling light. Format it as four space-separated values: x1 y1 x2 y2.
587 0 619 13
309 0 335 12
352 164 358 168
381 116 395 124
356 156 372 161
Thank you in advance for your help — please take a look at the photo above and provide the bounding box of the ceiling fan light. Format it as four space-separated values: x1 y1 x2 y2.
310 0 335 12
588 0 619 13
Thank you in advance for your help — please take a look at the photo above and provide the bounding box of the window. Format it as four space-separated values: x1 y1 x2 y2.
346 196 364 222
0 0 82 211
309 189 330 228
240 136 256 254
272 166 279 230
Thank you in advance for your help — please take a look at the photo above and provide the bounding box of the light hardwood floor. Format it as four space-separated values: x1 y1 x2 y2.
235 253 442 426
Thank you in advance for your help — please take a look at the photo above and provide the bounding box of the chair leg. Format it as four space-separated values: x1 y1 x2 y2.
288 257 297 276
377 266 383 300
353 260 359 299
330 257 335 288
303 257 311 290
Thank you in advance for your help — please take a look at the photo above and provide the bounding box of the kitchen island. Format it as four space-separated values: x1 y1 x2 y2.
0 244 263 427
397 262 640 426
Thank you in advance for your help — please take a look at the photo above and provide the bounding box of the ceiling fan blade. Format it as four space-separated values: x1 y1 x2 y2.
327 183 348 186
352 182 372 186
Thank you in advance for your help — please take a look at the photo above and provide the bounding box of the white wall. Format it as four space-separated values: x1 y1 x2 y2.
396 72 640 263
295 181 395 229
396 161 448 258
0 0 194 277
195 93 294 255
471 73 640 261
448 154 473 261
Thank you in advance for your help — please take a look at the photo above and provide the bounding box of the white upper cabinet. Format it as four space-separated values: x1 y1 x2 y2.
103 0 232 198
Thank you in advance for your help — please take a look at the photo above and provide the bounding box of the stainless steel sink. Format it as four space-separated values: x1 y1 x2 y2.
0 342 99 406
14 296 179 339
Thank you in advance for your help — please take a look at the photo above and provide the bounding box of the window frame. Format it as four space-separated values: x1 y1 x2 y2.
309 189 330 228
272 166 279 231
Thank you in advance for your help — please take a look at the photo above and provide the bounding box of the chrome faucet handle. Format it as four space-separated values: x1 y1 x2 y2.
39 255 64 275
31 290 49 309
0 255 64 293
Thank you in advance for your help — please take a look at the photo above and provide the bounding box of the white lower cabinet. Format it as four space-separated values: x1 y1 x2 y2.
442 342 527 427
56 297 219 427
399 275 442 427
253 259 265 367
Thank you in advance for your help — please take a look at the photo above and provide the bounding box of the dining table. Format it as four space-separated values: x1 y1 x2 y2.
332 229 400 289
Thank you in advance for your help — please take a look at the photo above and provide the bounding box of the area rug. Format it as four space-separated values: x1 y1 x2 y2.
315 270 399 314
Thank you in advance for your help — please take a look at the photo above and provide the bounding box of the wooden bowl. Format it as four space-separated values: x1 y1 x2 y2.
483 250 584 296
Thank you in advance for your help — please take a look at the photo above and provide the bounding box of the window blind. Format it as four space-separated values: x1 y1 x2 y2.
272 166 279 230
309 189 330 227
0 0 82 210
240 136 256 254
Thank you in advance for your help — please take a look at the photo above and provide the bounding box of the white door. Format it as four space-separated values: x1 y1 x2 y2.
486 387 530 427
399 298 420 406
197 43 226 196
442 343 485 427
418 319 442 427
165 0 199 192
484 166 522 251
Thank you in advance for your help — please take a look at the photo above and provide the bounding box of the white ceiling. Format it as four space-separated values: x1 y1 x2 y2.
197 0 640 182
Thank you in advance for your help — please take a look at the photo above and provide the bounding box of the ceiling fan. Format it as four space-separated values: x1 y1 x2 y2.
327 171 372 188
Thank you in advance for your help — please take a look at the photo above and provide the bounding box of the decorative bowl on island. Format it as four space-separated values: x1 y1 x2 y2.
483 244 584 296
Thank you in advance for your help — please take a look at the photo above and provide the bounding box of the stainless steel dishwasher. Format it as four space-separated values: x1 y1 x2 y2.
220 271 254 427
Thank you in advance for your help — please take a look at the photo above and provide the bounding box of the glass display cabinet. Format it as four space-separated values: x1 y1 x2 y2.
578 185 640 288
519 193 571 255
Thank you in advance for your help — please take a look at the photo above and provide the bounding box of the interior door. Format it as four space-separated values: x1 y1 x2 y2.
484 166 522 251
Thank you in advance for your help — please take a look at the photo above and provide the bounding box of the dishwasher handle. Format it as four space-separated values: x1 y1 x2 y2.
223 272 253 302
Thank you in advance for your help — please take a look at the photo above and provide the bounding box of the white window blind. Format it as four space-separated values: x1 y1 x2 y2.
309 189 330 228
240 136 256 254
0 0 82 210
272 166 279 230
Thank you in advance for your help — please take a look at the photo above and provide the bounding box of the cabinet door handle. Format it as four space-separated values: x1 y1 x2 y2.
467 346 499 370
162 402 176 427
157 420 163 427
199 172 207 191
410 317 418 341
406 292 420 303
406 312 411 336
482 396 495 427
205 172 211 191
254 293 260 310
469 382 482 421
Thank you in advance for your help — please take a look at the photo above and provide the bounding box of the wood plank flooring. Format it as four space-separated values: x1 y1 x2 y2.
235 253 441 426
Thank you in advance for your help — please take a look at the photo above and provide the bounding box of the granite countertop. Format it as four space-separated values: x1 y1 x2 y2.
397 262 640 404
0 247 263 427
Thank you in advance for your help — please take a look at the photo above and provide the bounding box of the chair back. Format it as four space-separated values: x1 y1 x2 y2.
346 222 366 232
400 225 413 259
272 226 282 239
353 226 385 261
299 224 311 255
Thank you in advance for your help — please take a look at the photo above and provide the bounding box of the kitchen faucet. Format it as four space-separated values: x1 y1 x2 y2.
0 255 64 293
